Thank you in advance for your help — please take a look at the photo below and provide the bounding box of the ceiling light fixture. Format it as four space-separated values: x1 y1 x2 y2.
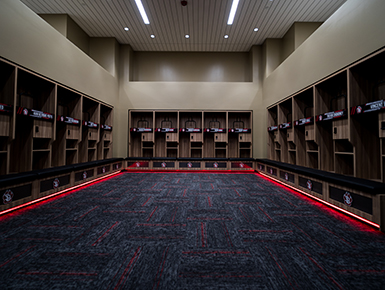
151 34 155 38
185 35 190 39
224 35 229 39
253 28 259 32
135 0 150 24
227 0 240 25
124 27 129 31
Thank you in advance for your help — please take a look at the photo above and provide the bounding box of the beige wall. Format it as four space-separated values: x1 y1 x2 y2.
294 22 322 49
39 14 67 37
89 37 120 77
132 52 252 82
66 15 89 55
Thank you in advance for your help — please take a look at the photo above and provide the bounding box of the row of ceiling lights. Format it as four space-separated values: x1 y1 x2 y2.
123 0 260 39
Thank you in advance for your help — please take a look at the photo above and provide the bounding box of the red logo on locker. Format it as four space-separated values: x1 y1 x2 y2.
2 190 14 204
307 180 313 190
213 162 218 168
161 162 167 168
23 108 28 115
53 178 60 189
187 162 193 168
285 173 289 181
343 192 353 206
136 162 141 167
239 163 244 168
83 171 87 179
102 166 106 173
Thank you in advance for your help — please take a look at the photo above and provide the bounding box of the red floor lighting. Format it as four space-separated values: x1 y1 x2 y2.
257 171 380 229
0 171 122 217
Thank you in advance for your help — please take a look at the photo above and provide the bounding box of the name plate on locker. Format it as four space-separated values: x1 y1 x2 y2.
229 128 251 133
17 107 54 121
279 122 292 130
316 109 346 122
57 115 80 125
351 99 385 115
294 117 314 126
204 128 226 133
268 126 278 132
0 103 12 114
83 120 98 128
130 128 153 132
155 128 177 133
101 124 112 131
180 128 202 133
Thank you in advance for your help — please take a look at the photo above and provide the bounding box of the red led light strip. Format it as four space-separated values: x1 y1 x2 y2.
124 169 254 174
0 171 121 217
257 171 380 229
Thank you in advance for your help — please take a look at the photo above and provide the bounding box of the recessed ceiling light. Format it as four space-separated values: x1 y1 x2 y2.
254 28 259 32
185 35 190 39
124 27 129 31
135 0 150 24
224 35 229 39
227 0 240 25
150 34 155 38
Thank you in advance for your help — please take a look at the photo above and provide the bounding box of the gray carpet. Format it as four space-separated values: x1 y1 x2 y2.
0 172 384 289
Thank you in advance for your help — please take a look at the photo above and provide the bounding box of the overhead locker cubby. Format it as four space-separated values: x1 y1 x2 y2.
155 111 178 158
99 104 113 160
80 97 100 162
228 111 252 158
204 111 227 158
53 86 81 166
11 68 56 172
179 111 203 158
315 70 349 174
349 49 385 181
129 110 154 158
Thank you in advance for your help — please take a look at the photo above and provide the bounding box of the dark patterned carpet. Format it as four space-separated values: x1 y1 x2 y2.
0 172 385 289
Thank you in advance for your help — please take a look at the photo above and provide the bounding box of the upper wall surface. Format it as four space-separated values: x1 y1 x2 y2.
132 52 251 82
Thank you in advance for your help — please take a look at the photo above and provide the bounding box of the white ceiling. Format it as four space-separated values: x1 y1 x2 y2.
20 0 347 52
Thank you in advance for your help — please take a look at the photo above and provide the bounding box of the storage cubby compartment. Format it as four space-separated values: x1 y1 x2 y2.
191 148 202 158
334 139 353 153
349 50 385 108
228 111 252 158
335 154 354 176
204 111 227 158
79 97 100 162
143 148 153 158
167 149 178 158
17 69 56 115
33 138 50 150
289 150 296 165
32 150 51 170
129 110 154 157
267 106 278 160
0 151 7 175
66 149 78 165
98 104 113 160
307 151 319 169
288 142 296 150
66 139 78 149
306 141 318 152
239 149 251 158
215 149 226 158
0 136 8 152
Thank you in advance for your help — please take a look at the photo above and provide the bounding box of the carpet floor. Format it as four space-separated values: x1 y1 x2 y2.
0 172 385 289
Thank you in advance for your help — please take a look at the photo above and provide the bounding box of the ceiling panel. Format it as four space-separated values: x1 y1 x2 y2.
20 0 347 52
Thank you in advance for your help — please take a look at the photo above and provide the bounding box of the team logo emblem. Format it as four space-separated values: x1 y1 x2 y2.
356 106 362 114
318 115 323 121
343 192 353 206
136 162 141 167
115 164 119 169
187 162 192 168
53 178 60 189
307 180 313 190
161 162 167 168
295 120 299 126
23 108 28 115
270 168 273 174
285 173 289 181
2 190 14 204
102 166 106 173
60 116 64 122
239 163 244 168
213 162 218 168
83 171 87 179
